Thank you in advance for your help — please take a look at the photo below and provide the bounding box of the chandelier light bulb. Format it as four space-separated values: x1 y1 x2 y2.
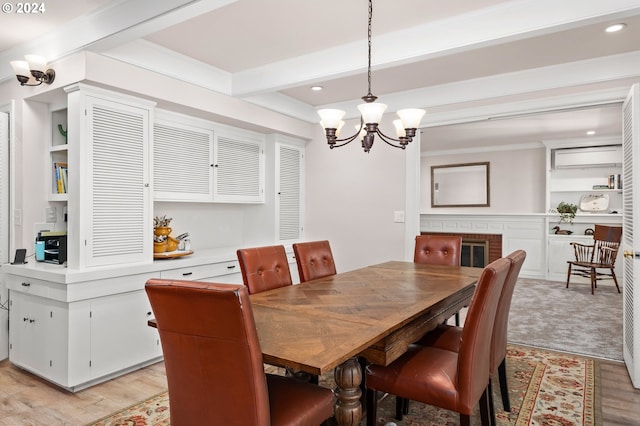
397 109 426 129
318 109 346 129
357 102 387 124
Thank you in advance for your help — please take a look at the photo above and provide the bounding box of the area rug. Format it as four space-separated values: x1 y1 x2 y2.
86 345 600 426
507 278 623 361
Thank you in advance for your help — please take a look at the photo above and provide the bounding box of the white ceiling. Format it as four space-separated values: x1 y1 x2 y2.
1 0 639 152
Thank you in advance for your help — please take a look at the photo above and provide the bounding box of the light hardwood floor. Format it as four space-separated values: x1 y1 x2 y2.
0 355 639 425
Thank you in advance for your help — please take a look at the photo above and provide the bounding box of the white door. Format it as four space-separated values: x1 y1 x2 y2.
0 111 8 361
622 83 640 388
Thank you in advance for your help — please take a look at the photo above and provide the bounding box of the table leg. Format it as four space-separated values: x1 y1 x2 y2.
334 357 362 426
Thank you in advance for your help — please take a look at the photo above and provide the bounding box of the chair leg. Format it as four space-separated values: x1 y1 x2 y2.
479 386 492 426
590 268 596 295
394 397 409 420
460 414 471 426
366 389 377 426
498 358 511 413
566 264 572 288
488 379 496 426
611 268 621 293
395 396 403 420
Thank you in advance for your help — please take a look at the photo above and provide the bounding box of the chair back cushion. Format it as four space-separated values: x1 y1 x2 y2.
491 250 526 372
414 235 462 266
457 257 510 409
145 280 271 425
293 240 337 282
237 245 293 294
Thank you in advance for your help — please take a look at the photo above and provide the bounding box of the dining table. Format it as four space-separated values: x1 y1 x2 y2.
249 260 481 426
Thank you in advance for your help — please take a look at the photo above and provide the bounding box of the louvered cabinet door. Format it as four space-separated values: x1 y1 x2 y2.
276 142 304 241
80 94 153 268
153 118 214 201
213 129 265 203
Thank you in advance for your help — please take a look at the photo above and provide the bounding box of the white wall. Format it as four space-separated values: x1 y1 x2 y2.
304 123 408 273
420 147 546 214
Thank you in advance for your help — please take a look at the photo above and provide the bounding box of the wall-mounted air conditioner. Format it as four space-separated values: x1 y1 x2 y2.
553 145 622 169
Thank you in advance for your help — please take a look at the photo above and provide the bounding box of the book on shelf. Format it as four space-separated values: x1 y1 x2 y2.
53 162 68 194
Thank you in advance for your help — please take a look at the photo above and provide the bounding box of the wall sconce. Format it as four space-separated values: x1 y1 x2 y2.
10 55 55 86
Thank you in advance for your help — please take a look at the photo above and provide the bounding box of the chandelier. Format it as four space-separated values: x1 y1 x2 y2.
317 0 425 153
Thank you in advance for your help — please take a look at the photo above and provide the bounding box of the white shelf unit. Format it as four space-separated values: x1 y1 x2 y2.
545 140 623 217
49 109 68 202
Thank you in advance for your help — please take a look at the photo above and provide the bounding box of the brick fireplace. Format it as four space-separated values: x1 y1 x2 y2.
420 232 503 267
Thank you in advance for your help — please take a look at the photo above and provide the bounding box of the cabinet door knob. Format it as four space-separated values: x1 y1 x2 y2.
227 265 236 269
182 272 193 276
21 282 31 287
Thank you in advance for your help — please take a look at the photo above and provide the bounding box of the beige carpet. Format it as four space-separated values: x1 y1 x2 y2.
507 278 623 360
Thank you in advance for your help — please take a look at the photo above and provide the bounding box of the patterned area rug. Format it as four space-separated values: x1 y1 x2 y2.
86 345 600 426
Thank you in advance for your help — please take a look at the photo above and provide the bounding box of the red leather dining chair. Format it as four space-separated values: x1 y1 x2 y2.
293 240 337 283
412 250 527 424
237 244 318 383
414 234 462 266
145 279 335 426
237 245 293 294
414 234 464 325
365 257 510 426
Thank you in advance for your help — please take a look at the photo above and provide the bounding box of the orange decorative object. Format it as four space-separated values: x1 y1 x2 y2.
166 236 179 252
154 240 168 253
154 227 172 237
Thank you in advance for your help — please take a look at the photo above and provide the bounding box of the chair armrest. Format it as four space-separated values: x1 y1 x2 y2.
570 242 594 249
570 242 595 262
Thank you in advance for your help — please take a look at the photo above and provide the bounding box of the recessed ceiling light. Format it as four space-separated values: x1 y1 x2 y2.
605 23 627 33
310 85 323 91
587 130 596 135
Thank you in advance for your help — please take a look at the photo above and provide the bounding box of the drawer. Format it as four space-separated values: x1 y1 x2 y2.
160 260 240 281
5 275 50 298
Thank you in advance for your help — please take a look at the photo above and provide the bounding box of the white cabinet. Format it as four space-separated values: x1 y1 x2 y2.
159 259 240 281
275 137 305 241
87 290 160 381
153 114 214 201
153 110 265 203
9 292 68 386
214 128 265 203
64 84 155 269
7 273 161 391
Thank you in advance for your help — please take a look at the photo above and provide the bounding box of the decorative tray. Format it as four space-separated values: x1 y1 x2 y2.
579 193 609 212
154 250 194 260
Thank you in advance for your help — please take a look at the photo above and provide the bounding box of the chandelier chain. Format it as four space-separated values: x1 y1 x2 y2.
366 0 372 97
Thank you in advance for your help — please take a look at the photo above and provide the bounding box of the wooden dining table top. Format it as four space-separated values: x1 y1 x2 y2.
250 260 481 376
